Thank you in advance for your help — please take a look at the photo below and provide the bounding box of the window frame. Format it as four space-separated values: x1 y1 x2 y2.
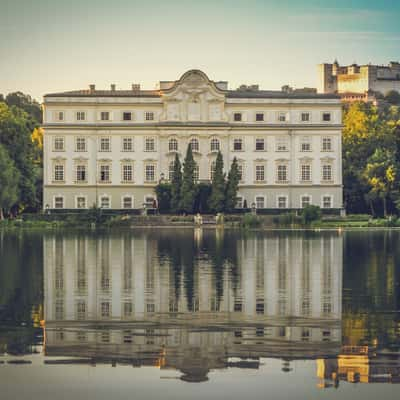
122 137 134 152
99 137 111 152
53 136 65 152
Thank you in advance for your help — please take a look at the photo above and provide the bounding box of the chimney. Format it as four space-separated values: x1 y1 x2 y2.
132 83 140 91
89 84 95 92
111 84 116 91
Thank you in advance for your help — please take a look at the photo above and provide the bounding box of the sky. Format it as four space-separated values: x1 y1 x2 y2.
0 0 399 101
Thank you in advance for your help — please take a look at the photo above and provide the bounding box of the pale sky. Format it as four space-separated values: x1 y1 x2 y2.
1 0 399 101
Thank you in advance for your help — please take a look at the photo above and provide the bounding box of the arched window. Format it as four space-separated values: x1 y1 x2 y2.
210 138 220 152
168 161 175 181
169 138 178 152
190 138 199 152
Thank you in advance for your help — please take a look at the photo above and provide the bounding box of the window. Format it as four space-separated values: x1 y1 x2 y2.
301 195 311 208
101 302 110 317
99 165 110 183
100 196 110 209
301 112 310 122
193 164 199 181
145 164 156 182
123 112 132 121
322 137 332 152
76 165 87 182
100 111 110 121
233 138 243 151
322 165 332 182
300 138 311 152
54 196 64 209
123 302 133 317
322 112 331 122
255 165 265 182
210 138 220 152
255 196 265 208
55 111 64 121
278 112 287 122
53 137 65 151
277 165 288 182
122 137 133 152
75 137 86 152
122 196 133 209
300 164 311 182
237 164 243 181
76 196 86 209
256 113 264 121
255 138 265 151
322 195 332 208
276 137 289 152
145 137 155 152
145 111 154 121
210 161 216 181
122 164 133 182
233 112 242 121
278 196 287 209
76 111 85 121
235 197 243 208
169 138 178 152
190 138 199 152
99 137 111 152
54 165 64 181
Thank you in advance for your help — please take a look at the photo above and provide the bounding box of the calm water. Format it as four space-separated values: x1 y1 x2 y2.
0 229 399 400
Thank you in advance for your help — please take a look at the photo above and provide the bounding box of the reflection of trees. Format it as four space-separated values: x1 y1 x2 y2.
0 231 43 323
0 231 44 355
343 231 400 348
156 230 240 310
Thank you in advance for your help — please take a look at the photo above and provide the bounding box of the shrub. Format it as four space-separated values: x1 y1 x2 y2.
273 212 302 227
241 213 261 228
300 205 322 225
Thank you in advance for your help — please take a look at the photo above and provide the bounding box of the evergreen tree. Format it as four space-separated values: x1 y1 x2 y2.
170 153 182 212
180 144 197 213
0 144 20 219
209 151 226 213
225 157 240 212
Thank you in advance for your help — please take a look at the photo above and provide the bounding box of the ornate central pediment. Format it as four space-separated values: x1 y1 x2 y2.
160 70 227 123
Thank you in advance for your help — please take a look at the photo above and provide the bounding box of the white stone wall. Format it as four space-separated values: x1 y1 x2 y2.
43 70 343 210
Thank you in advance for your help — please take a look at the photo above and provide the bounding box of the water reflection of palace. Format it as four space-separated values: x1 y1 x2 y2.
42 231 342 381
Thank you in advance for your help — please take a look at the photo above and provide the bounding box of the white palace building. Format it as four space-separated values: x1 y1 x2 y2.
42 69 343 211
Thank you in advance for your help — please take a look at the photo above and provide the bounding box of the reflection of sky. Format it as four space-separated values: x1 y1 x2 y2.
1 357 400 400
1 0 399 100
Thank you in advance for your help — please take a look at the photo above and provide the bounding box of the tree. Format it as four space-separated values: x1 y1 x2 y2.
225 157 240 212
155 183 172 214
363 148 398 217
342 102 397 214
0 144 20 219
5 92 42 123
209 151 226 213
385 90 400 105
180 144 197 213
170 153 182 212
0 102 39 211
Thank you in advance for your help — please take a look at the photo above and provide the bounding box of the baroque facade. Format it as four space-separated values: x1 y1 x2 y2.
43 69 343 210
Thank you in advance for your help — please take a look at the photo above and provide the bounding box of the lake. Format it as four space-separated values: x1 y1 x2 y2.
0 229 399 399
